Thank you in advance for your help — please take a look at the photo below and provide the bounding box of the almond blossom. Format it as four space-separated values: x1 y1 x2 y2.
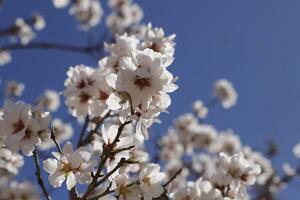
0 51 11 66
113 174 141 200
39 89 61 112
214 79 238 109
139 163 166 200
0 181 40 200
43 142 95 190
5 80 25 97
0 101 51 156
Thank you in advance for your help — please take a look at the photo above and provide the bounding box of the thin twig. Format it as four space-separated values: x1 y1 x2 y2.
163 168 183 187
1 42 103 54
51 127 63 153
33 150 52 200
95 158 128 187
77 115 89 147
206 97 219 109
87 182 113 200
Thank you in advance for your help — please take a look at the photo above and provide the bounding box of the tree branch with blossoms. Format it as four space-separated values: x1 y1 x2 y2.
1 0 300 200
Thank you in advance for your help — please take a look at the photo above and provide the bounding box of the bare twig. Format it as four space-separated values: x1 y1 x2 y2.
206 97 219 109
51 127 62 153
1 42 103 54
77 115 89 147
95 158 128 187
33 150 52 200
79 111 111 147
87 182 114 200
163 168 183 187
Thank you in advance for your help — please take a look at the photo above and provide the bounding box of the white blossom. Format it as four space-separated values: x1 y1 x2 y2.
43 142 95 190
172 181 201 200
113 174 141 200
5 80 25 97
282 162 296 177
243 146 273 185
39 89 61 112
53 0 70 8
218 152 261 185
142 23 176 59
293 142 300 158
214 79 238 109
64 65 111 117
14 18 35 45
0 181 40 200
69 0 103 30
193 100 208 119
32 13 46 30
0 147 24 175
107 1 143 34
0 51 12 66
106 48 177 115
139 163 166 200
0 101 51 156
211 130 241 154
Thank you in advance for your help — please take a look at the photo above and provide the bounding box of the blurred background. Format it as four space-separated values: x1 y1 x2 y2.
1 0 300 199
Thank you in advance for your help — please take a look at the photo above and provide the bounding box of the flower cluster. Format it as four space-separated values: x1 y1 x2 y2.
0 1 299 200
0 101 51 156
0 181 40 200
107 0 143 34
53 0 103 30
11 13 45 45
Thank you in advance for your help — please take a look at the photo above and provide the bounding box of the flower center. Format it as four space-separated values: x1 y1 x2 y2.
142 176 151 185
12 119 25 134
149 43 161 53
79 92 91 103
134 77 151 90
99 90 109 100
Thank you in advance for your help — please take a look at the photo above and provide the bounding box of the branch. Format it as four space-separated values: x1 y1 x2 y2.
79 111 112 147
77 115 89 147
87 182 113 200
80 120 132 200
1 42 103 54
33 150 52 200
163 168 183 187
206 97 219 109
51 127 62 153
87 182 138 200
95 158 128 187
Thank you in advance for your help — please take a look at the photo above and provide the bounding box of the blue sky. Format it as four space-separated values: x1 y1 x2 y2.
1 0 300 199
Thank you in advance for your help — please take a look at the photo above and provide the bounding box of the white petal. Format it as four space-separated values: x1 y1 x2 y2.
43 158 58 173
49 171 65 188
105 73 118 89
62 141 73 155
106 93 121 110
66 172 77 190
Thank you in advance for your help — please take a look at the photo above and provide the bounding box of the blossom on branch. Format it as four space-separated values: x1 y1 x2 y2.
43 141 95 190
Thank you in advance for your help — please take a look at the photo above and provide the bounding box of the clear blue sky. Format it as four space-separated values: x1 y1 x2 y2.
1 0 300 199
